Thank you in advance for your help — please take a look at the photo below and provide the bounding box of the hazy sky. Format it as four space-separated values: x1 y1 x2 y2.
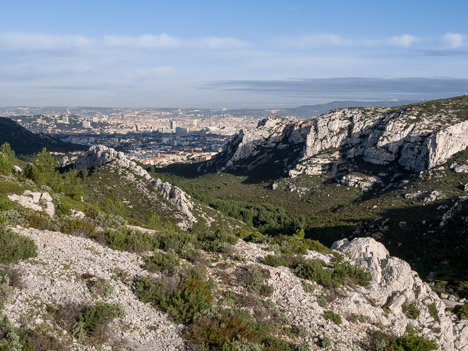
1 0 468 108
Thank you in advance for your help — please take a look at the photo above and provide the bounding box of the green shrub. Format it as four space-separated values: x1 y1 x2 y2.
0 195 13 211
135 275 213 324
296 259 332 286
323 310 342 325
402 302 420 320
264 254 288 267
88 278 114 298
144 251 180 274
186 313 260 349
197 228 238 252
0 227 37 264
331 259 372 287
0 143 15 176
428 303 439 320
72 303 124 341
302 282 315 294
0 314 21 350
0 274 13 310
395 334 437 351
370 330 437 351
320 336 331 348
236 266 273 297
453 304 468 320
60 219 96 237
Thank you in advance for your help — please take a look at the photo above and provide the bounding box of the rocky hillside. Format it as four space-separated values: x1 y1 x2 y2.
0 117 86 155
74 145 235 231
201 95 468 180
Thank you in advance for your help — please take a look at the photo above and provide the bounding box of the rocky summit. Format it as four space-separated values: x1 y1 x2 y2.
202 95 468 180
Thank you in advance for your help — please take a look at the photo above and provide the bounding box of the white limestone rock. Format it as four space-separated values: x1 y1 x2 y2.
8 190 55 217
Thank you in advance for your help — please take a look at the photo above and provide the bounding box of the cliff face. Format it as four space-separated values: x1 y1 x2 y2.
202 95 468 178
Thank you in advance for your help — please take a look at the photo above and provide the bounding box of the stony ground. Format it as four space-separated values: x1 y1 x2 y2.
3 226 186 351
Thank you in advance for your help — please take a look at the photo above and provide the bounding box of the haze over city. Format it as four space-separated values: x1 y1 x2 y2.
1 0 468 108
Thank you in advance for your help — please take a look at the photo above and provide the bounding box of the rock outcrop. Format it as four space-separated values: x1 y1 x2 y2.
201 95 468 179
8 190 55 217
232 237 468 351
75 145 197 228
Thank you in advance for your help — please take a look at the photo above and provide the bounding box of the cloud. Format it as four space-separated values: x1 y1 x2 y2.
0 32 249 51
103 34 181 49
390 34 417 47
443 33 464 49
0 33 91 51
193 37 250 49
205 77 468 100
279 34 352 49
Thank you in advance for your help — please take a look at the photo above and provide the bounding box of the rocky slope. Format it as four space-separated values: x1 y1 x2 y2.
201 95 468 181
2 225 467 350
74 145 207 229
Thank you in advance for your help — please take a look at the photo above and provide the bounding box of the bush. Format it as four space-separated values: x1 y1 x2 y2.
296 259 332 286
88 278 114 298
236 266 273 297
0 143 15 176
60 219 96 237
331 259 372 287
370 330 437 351
0 314 21 350
402 302 420 320
302 282 315 294
186 313 260 349
0 274 13 310
264 254 288 267
428 303 439 320
135 275 213 324
320 336 331 348
197 228 238 252
0 227 37 264
323 310 342 325
144 251 180 274
72 303 124 341
453 304 468 320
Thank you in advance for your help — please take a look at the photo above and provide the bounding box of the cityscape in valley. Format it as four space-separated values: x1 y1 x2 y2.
1 1 468 351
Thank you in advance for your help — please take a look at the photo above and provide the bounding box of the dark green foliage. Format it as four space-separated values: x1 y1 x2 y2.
0 195 13 211
323 310 342 325
60 218 96 237
370 330 437 351
0 143 15 176
330 257 372 287
428 303 439 320
17 328 69 351
27 148 63 191
72 303 124 341
453 304 468 320
320 336 331 348
402 302 420 320
144 251 180 274
63 169 83 200
197 228 238 252
296 259 332 285
264 254 289 267
135 275 213 324
0 226 37 264
295 256 371 288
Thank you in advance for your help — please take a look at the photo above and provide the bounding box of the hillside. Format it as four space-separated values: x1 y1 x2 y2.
1 96 468 350
0 117 86 155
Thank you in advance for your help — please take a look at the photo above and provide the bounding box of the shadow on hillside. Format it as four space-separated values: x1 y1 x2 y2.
349 197 468 279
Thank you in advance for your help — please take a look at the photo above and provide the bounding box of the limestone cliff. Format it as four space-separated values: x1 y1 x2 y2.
201 95 468 179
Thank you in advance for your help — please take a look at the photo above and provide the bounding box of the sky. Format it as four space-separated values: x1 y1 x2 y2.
1 0 468 108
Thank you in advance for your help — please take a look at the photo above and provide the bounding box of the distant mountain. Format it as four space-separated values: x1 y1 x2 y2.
279 100 418 118
0 116 86 154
